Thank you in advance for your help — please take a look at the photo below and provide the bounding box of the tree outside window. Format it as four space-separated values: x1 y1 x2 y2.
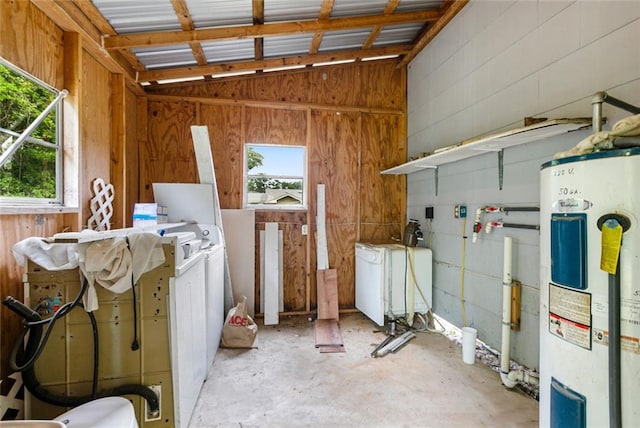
0 58 62 202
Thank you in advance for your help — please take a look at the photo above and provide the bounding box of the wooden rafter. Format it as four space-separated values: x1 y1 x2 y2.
309 0 335 55
72 0 146 72
104 10 442 50
253 0 265 61
362 0 400 50
30 0 140 84
138 45 411 82
72 0 115 36
397 0 468 68
170 0 208 67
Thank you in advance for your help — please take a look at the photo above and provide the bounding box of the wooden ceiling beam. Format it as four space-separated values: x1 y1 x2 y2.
253 0 265 61
104 9 442 50
30 0 140 85
309 0 335 55
363 0 400 50
170 0 208 67
138 45 410 82
397 0 468 68
72 0 146 73
71 0 116 36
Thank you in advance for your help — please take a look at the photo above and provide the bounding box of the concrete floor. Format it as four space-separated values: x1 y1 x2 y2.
189 313 538 428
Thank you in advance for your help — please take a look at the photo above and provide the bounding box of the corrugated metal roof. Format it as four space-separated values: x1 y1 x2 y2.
319 28 374 53
330 0 388 18
373 23 425 47
264 0 322 22
264 34 315 59
201 39 256 63
132 45 197 69
76 0 461 85
185 0 253 27
92 0 181 34
396 0 443 13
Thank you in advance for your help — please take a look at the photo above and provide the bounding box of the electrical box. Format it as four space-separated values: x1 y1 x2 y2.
425 206 434 220
454 204 467 218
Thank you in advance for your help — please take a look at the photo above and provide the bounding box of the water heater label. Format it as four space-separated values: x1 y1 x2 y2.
549 283 592 349
592 328 640 354
549 313 591 349
552 198 593 212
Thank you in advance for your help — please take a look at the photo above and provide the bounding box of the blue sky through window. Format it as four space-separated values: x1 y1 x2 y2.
249 145 304 177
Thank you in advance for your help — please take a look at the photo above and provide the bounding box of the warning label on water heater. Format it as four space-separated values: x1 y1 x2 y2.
549 283 592 349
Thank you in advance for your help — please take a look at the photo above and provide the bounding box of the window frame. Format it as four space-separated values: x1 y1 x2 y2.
243 143 307 210
0 57 67 211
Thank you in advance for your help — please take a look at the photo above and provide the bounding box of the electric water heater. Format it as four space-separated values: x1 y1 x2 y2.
540 148 640 427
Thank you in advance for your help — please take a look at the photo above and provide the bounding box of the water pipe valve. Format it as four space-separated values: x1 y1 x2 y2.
472 208 483 243
485 221 504 234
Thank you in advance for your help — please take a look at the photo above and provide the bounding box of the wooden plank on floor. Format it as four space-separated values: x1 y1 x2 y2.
317 268 339 320
314 319 343 347
319 345 345 353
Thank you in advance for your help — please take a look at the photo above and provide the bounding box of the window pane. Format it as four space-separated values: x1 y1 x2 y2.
246 144 305 208
0 59 60 201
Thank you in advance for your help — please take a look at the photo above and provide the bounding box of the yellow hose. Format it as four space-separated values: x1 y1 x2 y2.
460 217 468 326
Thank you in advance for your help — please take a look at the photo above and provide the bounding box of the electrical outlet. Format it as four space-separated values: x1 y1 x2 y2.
425 206 434 220
454 204 467 218
301 224 308 235
145 384 161 422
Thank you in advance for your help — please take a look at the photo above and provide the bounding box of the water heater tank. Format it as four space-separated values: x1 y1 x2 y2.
540 148 640 427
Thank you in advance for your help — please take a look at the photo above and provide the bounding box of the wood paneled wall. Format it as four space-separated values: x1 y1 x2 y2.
142 61 407 313
0 2 130 381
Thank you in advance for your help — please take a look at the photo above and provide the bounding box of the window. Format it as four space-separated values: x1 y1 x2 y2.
244 144 306 209
0 57 66 207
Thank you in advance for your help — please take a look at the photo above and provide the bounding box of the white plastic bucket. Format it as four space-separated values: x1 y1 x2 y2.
462 327 477 365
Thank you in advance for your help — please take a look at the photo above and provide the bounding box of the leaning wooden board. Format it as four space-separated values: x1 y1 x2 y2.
316 268 338 320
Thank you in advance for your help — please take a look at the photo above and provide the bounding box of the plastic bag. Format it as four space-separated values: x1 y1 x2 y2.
221 296 258 348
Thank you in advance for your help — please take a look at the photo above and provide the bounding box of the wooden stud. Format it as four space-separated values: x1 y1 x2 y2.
511 280 522 331
110 73 126 229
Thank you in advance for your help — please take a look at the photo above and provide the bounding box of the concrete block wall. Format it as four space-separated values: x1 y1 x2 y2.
406 0 640 368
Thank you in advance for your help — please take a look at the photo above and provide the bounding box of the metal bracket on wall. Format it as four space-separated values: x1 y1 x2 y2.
434 167 439 196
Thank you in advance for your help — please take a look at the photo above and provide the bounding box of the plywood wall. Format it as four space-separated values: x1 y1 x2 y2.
0 2 119 381
142 61 407 313
147 61 405 110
